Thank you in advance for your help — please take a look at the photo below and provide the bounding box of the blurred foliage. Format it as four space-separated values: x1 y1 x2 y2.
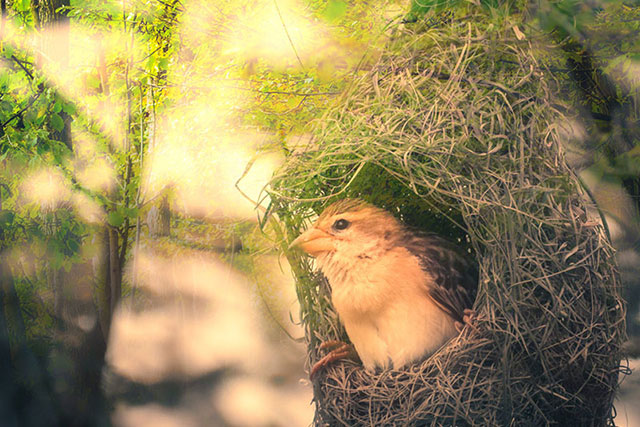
535 0 640 248
0 0 403 390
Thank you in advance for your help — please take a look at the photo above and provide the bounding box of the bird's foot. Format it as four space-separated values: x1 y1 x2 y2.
455 308 477 333
310 340 354 380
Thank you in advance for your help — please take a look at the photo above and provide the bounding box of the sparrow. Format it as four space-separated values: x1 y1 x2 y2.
290 199 477 377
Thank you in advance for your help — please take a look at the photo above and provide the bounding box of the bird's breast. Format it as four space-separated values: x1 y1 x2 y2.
325 246 425 315
321 246 458 370
326 256 388 316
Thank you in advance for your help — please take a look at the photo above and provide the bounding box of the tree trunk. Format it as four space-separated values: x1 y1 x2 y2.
0 189 28 356
30 0 74 327
108 227 121 318
0 182 57 423
147 193 171 237
29 4 111 425
95 226 123 343
0 277 18 425
0 263 58 426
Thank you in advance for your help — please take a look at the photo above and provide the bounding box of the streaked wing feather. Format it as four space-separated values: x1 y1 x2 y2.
401 231 478 323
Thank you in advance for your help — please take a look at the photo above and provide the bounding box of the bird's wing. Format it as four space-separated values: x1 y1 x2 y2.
401 231 478 323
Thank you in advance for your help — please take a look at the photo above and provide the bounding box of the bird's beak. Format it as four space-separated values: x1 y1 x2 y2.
289 227 335 256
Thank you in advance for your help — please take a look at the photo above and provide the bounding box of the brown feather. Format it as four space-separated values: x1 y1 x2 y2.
400 230 478 323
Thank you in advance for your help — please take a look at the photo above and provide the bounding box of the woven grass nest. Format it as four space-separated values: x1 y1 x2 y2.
266 7 626 426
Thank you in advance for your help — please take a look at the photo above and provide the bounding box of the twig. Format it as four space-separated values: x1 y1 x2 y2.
273 0 304 69
10 54 34 80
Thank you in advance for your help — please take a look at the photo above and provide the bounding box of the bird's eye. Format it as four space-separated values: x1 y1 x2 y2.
333 219 350 231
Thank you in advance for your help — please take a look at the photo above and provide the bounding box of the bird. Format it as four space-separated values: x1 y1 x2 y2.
289 198 478 377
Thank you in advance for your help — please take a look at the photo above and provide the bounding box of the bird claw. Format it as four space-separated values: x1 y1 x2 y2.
318 340 345 352
310 340 353 380
455 308 477 333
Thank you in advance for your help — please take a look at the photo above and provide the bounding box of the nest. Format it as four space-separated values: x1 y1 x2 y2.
266 7 626 426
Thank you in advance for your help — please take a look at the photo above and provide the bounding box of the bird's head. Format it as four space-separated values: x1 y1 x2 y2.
290 199 403 265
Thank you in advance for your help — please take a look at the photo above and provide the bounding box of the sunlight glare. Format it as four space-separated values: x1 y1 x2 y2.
76 156 116 193
108 249 267 382
220 0 319 67
146 81 281 219
71 192 106 225
21 167 71 211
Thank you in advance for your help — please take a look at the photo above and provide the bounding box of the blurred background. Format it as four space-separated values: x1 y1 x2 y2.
0 0 638 426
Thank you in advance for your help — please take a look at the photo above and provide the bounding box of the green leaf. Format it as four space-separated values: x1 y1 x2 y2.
53 100 62 113
107 211 124 227
50 113 64 132
0 100 13 112
146 55 158 70
322 0 347 22
86 73 101 90
404 0 454 21
51 249 65 270
66 238 80 254
62 102 77 115
28 135 38 147
2 44 14 59
0 73 9 88
124 207 139 218
0 210 14 226
18 0 30 14
157 57 169 69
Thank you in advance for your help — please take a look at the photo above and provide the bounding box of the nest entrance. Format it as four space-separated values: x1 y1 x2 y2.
267 7 626 426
